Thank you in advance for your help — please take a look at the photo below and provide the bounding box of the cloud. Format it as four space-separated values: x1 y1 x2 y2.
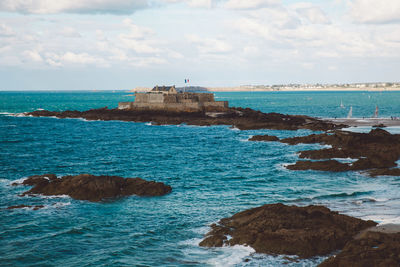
22 50 43 62
0 23 14 37
186 34 232 54
224 0 280 10
61 27 82 38
0 0 148 14
350 0 400 24
44 52 107 66
294 5 330 24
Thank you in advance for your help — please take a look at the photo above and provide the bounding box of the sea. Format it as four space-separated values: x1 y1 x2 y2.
1 91 400 267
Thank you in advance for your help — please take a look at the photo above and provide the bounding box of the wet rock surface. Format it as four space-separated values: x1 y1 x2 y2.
13 174 172 202
7 204 44 210
26 107 342 131
249 128 400 176
248 135 280 142
199 203 376 258
319 231 400 267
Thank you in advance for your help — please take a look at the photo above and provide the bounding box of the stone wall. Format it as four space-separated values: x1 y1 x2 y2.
135 93 164 103
119 92 228 111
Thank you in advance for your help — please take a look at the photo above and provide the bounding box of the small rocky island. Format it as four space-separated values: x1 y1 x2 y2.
200 203 400 266
25 85 343 131
12 174 172 202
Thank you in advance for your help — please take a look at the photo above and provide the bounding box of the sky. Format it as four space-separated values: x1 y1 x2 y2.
0 0 400 90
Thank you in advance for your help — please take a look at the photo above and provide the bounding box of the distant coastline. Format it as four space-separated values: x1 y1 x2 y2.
128 82 400 93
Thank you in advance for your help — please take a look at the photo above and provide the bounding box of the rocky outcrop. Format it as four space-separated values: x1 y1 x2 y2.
199 203 376 258
6 204 44 210
248 135 279 142
13 174 172 202
278 129 400 175
286 160 351 172
26 107 343 131
319 231 400 267
368 168 400 177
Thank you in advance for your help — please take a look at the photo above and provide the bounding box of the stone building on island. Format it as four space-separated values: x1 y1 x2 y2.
118 85 228 112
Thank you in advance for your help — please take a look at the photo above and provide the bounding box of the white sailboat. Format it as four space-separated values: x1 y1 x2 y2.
340 100 345 108
373 105 379 118
347 106 352 118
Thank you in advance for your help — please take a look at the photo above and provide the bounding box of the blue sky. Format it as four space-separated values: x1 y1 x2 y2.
0 0 400 90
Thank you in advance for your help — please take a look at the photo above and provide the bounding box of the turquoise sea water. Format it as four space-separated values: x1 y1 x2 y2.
1 91 400 266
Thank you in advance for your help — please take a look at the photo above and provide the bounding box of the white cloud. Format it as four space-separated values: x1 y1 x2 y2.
350 0 400 24
224 0 280 10
22 50 43 62
61 27 82 38
0 0 148 14
187 0 212 8
0 23 15 37
186 34 232 54
44 52 107 66
294 5 330 24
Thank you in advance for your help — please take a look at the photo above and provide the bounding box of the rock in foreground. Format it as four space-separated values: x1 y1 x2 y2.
319 231 400 267
13 174 172 202
199 203 376 258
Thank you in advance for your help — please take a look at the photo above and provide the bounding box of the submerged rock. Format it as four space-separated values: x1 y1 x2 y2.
7 204 44 210
199 203 376 258
13 174 172 202
248 135 279 142
26 107 342 131
319 231 400 267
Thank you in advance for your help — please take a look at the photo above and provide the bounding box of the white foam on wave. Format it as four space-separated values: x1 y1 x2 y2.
332 157 358 163
8 177 28 185
206 245 255 267
38 194 71 199
230 126 240 131
145 122 152 126
361 214 400 225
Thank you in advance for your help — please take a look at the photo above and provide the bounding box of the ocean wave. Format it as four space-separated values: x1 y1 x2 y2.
206 245 255 267
313 191 372 200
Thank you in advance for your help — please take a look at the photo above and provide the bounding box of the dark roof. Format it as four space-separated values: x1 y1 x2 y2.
151 85 175 92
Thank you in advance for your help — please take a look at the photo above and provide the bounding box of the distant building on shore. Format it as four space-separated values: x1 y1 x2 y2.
118 85 228 112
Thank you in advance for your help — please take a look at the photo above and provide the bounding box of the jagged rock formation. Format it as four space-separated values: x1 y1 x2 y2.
319 231 400 267
250 129 400 176
12 174 172 202
26 107 343 131
199 203 376 258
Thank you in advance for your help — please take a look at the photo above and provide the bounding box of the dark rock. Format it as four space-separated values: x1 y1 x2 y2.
372 124 386 128
278 129 400 175
286 160 351 172
368 168 400 177
248 135 279 142
7 204 44 210
15 174 172 202
199 203 376 258
26 107 343 131
319 231 400 267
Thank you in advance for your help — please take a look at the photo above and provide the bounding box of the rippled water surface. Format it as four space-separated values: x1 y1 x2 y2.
1 91 400 266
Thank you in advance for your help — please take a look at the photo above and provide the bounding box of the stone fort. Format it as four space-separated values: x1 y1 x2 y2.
118 85 228 112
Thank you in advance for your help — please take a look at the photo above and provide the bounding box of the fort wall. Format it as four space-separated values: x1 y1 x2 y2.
118 91 228 112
